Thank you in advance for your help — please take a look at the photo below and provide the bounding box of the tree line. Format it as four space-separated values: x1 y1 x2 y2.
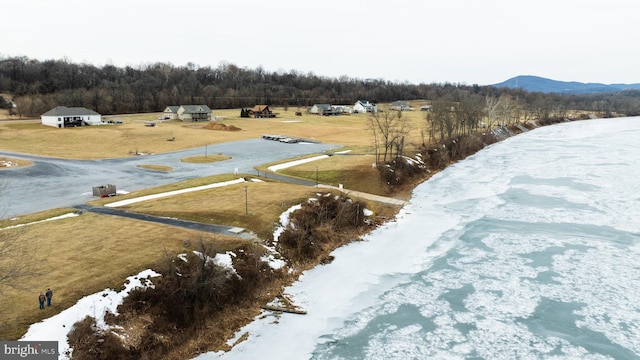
2 55 640 118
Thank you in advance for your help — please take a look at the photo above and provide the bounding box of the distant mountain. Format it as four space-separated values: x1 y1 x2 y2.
492 75 640 94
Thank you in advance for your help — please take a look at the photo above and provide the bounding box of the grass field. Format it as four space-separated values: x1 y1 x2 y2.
0 174 397 340
0 105 423 341
272 154 391 196
0 212 244 340
0 106 429 159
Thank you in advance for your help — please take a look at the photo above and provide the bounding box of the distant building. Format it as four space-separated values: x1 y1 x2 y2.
163 105 211 121
353 100 377 113
332 105 353 114
177 105 211 122
309 104 333 115
248 105 276 118
162 106 180 119
40 106 102 128
390 101 412 111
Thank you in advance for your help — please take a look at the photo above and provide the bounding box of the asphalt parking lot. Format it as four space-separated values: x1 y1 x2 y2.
0 138 338 219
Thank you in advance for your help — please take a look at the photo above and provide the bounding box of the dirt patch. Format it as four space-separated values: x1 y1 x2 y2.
202 123 241 131
0 156 33 169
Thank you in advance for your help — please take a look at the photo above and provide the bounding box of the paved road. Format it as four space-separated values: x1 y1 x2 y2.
73 204 257 239
0 138 339 219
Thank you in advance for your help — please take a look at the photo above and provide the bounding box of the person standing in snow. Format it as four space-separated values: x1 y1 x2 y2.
45 288 53 307
38 293 46 309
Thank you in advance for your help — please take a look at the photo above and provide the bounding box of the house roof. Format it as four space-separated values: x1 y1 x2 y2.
313 104 332 110
250 105 271 112
392 101 408 106
179 105 211 113
41 106 100 117
164 106 179 112
355 100 376 107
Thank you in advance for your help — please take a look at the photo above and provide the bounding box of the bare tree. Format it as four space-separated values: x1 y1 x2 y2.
485 95 501 129
368 109 411 164
457 95 483 135
428 100 457 142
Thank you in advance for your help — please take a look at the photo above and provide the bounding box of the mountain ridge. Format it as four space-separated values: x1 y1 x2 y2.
492 75 640 94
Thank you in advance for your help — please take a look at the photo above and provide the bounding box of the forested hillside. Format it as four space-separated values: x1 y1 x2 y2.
493 75 640 94
1 55 640 118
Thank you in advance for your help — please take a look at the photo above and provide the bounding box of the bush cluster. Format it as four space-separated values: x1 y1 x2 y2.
378 155 428 186
67 242 279 359
277 194 367 263
377 133 498 188
66 316 134 360
422 133 496 172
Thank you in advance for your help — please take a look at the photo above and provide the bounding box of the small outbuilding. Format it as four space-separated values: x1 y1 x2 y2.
92 184 116 197
41 106 102 128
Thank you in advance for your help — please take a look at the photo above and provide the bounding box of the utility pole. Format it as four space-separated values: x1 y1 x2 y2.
316 166 319 187
245 185 248 215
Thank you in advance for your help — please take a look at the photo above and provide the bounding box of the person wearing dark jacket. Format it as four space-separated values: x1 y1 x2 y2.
45 288 53 307
38 293 46 309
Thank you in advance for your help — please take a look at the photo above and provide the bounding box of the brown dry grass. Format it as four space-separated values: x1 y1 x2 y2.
0 171 398 341
0 105 423 344
137 164 173 171
88 174 245 206
0 106 429 160
272 154 392 196
181 154 231 163
116 181 323 240
0 212 244 340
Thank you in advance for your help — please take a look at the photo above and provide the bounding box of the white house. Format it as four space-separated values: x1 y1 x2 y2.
40 106 102 128
353 100 377 113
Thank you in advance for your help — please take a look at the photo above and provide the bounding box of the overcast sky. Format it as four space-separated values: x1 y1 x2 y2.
3 0 638 85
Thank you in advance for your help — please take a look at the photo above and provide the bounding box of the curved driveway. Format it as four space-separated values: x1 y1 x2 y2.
0 138 339 219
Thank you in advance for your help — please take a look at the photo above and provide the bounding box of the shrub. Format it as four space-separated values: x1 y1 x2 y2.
67 316 134 360
277 194 366 263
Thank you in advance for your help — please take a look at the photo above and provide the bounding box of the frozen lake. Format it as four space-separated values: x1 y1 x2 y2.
203 117 640 359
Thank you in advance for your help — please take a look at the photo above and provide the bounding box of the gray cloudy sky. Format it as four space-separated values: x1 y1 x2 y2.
3 0 638 85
